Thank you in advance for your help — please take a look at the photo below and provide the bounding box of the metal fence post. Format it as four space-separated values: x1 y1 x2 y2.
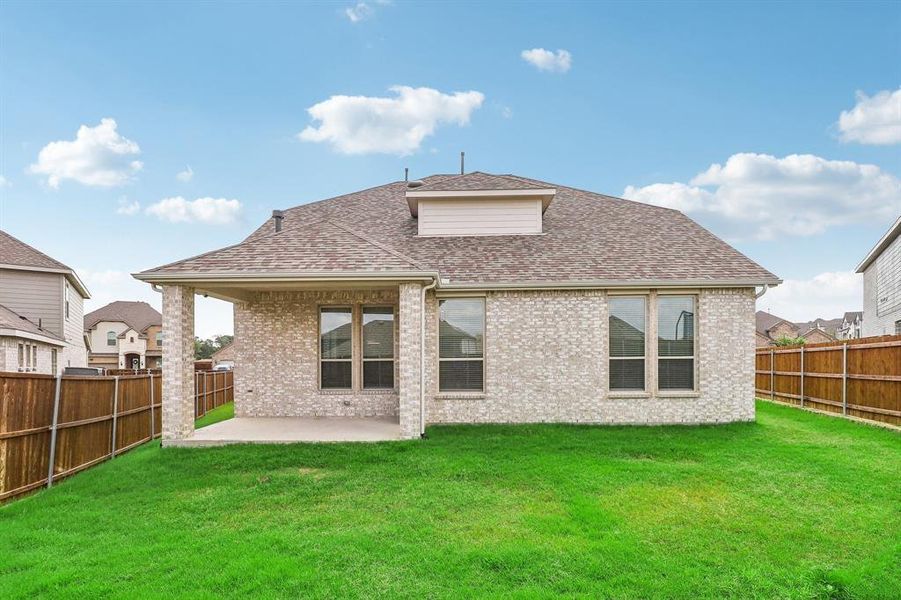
799 346 805 408
149 373 155 439
770 349 775 400
111 376 119 458
842 343 848 416
46 374 62 488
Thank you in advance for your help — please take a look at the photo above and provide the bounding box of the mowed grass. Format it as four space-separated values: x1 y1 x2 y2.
195 401 234 429
1 401 898 599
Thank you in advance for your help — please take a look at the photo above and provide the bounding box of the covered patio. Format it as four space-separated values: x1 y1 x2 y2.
168 416 402 447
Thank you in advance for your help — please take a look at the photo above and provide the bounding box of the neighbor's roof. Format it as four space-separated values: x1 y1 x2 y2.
84 301 162 333
0 230 90 298
137 172 781 288
857 215 901 273
755 311 795 336
843 311 863 322
0 302 64 344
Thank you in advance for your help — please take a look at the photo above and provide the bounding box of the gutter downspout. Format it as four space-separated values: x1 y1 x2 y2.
755 284 769 299
420 277 438 438
151 284 163 294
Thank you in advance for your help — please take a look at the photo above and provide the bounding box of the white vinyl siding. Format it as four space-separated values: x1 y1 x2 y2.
418 198 542 236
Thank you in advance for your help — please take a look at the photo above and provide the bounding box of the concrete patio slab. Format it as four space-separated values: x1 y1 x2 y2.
165 416 402 447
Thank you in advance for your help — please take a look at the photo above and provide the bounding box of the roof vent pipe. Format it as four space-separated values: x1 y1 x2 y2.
272 210 284 232
460 151 465 175
404 167 409 182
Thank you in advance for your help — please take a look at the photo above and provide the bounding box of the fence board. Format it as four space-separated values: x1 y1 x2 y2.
756 335 901 427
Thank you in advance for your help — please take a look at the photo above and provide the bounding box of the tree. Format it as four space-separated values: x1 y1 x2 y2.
194 334 234 359
773 336 805 347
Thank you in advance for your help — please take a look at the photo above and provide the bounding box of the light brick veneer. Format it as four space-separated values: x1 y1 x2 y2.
424 287 756 425
397 282 423 439
233 289 400 419
161 285 195 442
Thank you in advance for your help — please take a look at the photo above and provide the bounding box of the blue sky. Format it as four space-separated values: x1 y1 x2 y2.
1 1 899 336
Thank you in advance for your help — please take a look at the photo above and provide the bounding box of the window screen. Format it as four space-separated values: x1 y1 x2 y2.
439 298 484 391
658 296 695 390
320 307 352 389
362 307 394 389
609 297 646 390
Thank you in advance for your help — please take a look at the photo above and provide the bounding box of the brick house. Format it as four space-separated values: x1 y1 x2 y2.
134 172 781 442
84 301 163 369
755 310 839 347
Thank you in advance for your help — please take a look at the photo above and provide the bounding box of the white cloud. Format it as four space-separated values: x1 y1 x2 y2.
176 165 194 182
623 153 901 240
298 86 485 155
79 268 233 338
116 198 141 216
757 271 862 321
28 118 142 188
0 175 9 188
145 196 242 224
521 48 572 73
837 88 901 145
345 2 373 22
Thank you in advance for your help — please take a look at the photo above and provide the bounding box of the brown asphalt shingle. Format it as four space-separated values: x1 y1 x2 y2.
0 230 72 270
0 303 64 341
141 172 780 285
84 301 162 333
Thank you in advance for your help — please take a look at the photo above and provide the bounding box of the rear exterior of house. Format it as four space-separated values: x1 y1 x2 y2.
135 172 781 442
0 230 90 374
858 216 901 337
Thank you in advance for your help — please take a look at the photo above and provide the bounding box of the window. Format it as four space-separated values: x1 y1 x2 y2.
320 307 352 389
658 296 696 390
156 332 163 347
362 307 395 389
18 343 24 371
438 298 484 391
107 331 117 346
609 297 646 390
895 320 901 335
32 345 37 371
51 349 58 374
65 282 70 320
130 336 134 343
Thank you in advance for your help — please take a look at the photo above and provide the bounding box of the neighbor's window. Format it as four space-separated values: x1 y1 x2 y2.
32 345 37 371
362 306 395 389
320 307 352 389
156 332 163 346
107 331 116 346
438 298 484 391
609 296 646 390
51 348 58 374
18 343 25 371
896 320 901 335
658 296 696 390
65 282 70 320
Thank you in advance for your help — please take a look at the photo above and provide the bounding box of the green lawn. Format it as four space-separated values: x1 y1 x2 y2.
1 401 898 599
195 401 234 429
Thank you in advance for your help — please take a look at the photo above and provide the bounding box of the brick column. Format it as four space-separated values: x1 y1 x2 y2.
398 282 423 439
161 285 195 443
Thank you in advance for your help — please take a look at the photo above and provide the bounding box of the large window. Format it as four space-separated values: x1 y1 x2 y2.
51 349 58 374
156 332 163 347
658 296 696 390
320 307 352 389
438 298 484 391
609 297 646 390
107 331 117 346
362 307 394 389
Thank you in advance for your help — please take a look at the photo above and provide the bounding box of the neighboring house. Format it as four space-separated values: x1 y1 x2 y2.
211 341 236 369
857 215 901 336
84 301 163 369
837 311 863 340
755 310 838 346
0 230 90 374
135 171 782 441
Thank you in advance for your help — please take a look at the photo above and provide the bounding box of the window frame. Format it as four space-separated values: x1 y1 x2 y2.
318 305 354 391
107 331 117 346
65 282 70 320
608 294 648 392
656 294 698 392
51 348 58 374
361 305 396 390
437 297 486 393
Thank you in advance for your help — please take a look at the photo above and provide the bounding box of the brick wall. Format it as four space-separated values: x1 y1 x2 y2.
161 285 195 441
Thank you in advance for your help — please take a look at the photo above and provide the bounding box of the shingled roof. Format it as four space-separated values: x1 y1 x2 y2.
0 303 64 343
137 172 780 288
0 230 90 297
84 301 162 333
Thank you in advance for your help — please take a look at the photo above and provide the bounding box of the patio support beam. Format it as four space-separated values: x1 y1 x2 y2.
161 284 196 444
398 282 423 439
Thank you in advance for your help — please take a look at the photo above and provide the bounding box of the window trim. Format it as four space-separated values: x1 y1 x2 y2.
107 331 117 346
437 297 486 393
656 294 698 392
608 294 649 392
318 305 354 391
361 305 397 390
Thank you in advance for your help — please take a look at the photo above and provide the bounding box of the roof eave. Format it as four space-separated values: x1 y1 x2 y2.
0 263 91 298
856 215 901 273
405 188 557 217
0 327 66 346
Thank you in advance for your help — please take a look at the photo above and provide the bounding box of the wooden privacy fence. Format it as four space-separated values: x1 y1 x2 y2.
756 335 901 427
1 370 234 502
194 370 234 419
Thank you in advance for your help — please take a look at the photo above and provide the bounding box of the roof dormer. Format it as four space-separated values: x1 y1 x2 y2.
406 172 556 236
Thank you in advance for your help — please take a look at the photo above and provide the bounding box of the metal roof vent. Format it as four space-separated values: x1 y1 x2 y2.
272 209 284 232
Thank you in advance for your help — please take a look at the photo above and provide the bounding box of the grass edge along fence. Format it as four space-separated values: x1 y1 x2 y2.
0 370 233 503
193 370 233 419
755 334 900 427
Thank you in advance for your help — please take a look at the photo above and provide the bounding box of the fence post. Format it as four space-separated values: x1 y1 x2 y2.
204 372 209 414
770 349 775 400
842 343 848 416
110 376 119 458
149 373 155 439
46 374 62 489
799 346 805 408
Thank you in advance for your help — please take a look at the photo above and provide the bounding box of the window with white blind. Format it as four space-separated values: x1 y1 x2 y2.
320 307 353 389
609 297 646 390
658 296 696 390
438 298 484 391
362 306 394 389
